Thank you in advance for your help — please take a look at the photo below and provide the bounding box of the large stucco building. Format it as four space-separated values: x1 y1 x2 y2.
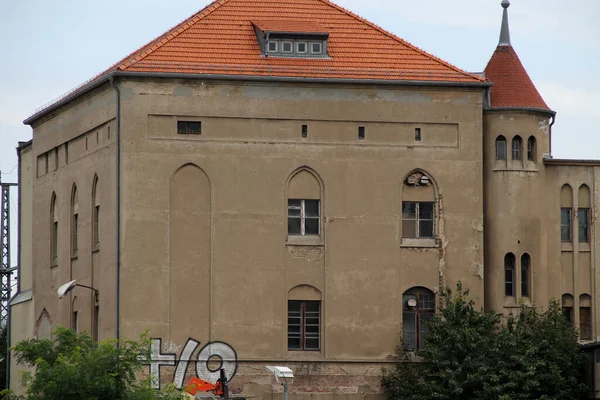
9 0 600 398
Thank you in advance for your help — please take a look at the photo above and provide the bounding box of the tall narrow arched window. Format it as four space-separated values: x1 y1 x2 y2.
402 170 436 240
580 294 592 340
504 253 515 296
403 287 435 351
92 175 100 250
561 184 573 242
72 296 79 333
71 185 79 258
496 136 507 160
520 253 531 297
287 168 322 242
561 294 574 323
511 136 522 160
50 193 58 266
527 136 536 161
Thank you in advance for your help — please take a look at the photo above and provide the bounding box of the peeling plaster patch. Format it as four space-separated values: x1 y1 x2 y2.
471 262 484 279
121 86 134 100
471 219 484 232
288 246 324 261
173 85 193 97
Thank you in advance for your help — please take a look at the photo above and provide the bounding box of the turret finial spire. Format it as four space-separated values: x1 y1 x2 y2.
499 0 511 46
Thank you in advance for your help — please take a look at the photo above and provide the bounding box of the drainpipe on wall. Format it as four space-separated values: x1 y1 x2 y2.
109 75 121 343
549 114 556 156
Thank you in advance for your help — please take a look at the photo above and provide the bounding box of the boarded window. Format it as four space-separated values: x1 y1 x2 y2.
288 300 320 350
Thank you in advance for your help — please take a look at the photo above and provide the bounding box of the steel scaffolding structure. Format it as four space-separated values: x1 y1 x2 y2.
0 178 17 325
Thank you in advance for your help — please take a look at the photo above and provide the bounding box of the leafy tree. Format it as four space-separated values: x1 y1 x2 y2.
383 283 588 400
2 326 184 400
0 325 7 390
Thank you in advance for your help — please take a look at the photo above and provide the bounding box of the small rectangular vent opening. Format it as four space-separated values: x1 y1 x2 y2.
302 125 308 138
415 128 422 141
358 126 365 140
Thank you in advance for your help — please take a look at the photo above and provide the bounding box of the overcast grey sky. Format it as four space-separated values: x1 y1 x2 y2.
0 0 599 258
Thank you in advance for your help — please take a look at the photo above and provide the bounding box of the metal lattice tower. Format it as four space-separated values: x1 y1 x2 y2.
0 177 17 325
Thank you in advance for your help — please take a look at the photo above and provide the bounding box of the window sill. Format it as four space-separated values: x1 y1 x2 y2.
50 262 58 269
400 238 437 248
92 244 100 253
285 349 324 361
71 250 78 261
286 236 323 247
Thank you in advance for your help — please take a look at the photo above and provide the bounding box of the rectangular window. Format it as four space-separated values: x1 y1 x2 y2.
302 125 308 138
505 267 514 296
282 41 293 53
521 265 529 297
561 208 571 242
72 213 78 256
93 205 100 248
267 41 278 52
580 307 591 340
177 121 202 135
288 200 320 236
311 42 322 54
562 307 573 323
579 208 589 243
512 140 521 160
402 202 434 238
288 300 320 350
358 126 365 140
297 42 307 54
52 221 58 265
496 140 507 160
415 128 421 141
72 311 78 333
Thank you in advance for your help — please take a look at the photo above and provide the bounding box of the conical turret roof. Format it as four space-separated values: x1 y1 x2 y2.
484 1 552 112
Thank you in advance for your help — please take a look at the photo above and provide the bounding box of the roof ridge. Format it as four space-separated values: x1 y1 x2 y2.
117 0 231 71
316 0 485 83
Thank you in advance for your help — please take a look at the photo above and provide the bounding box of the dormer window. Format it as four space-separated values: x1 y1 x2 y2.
267 41 278 53
297 42 307 54
252 20 330 59
311 42 322 55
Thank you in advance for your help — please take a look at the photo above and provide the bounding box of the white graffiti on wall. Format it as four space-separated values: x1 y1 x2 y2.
139 338 238 390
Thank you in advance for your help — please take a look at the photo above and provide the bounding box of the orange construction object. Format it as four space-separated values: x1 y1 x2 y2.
185 377 224 396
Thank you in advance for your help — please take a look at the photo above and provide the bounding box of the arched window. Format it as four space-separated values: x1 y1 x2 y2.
496 136 507 160
92 175 100 250
50 193 58 266
504 253 515 296
287 168 322 240
72 296 79 333
562 294 574 323
520 253 530 297
580 294 592 340
402 287 435 350
560 184 573 242
288 285 321 351
402 170 436 240
71 185 78 257
511 136 522 160
527 136 536 161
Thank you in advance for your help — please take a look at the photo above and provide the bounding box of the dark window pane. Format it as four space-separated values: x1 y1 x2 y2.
512 138 521 160
305 301 319 312
305 200 319 217
305 218 319 235
418 294 435 310
402 312 417 350
288 208 301 217
561 208 571 242
403 294 416 309
579 208 589 242
521 266 529 297
288 337 301 349
505 268 514 296
288 199 302 208
419 203 434 220
288 218 301 235
419 221 434 238
580 307 591 340
402 202 416 219
563 307 573 323
288 301 301 312
496 139 507 160
305 338 319 350
418 313 434 349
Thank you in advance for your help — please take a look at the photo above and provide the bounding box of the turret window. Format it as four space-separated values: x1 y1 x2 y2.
527 136 536 161
504 253 515 296
496 136 507 160
511 136 522 160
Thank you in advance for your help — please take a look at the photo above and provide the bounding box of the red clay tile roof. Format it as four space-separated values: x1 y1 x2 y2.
107 0 484 83
484 45 551 111
252 20 328 35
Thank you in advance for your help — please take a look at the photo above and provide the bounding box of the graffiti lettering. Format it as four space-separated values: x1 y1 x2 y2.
140 338 238 390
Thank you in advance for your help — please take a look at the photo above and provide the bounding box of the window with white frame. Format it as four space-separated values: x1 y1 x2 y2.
311 42 322 54
267 40 278 52
402 202 434 238
281 41 293 53
288 199 319 235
